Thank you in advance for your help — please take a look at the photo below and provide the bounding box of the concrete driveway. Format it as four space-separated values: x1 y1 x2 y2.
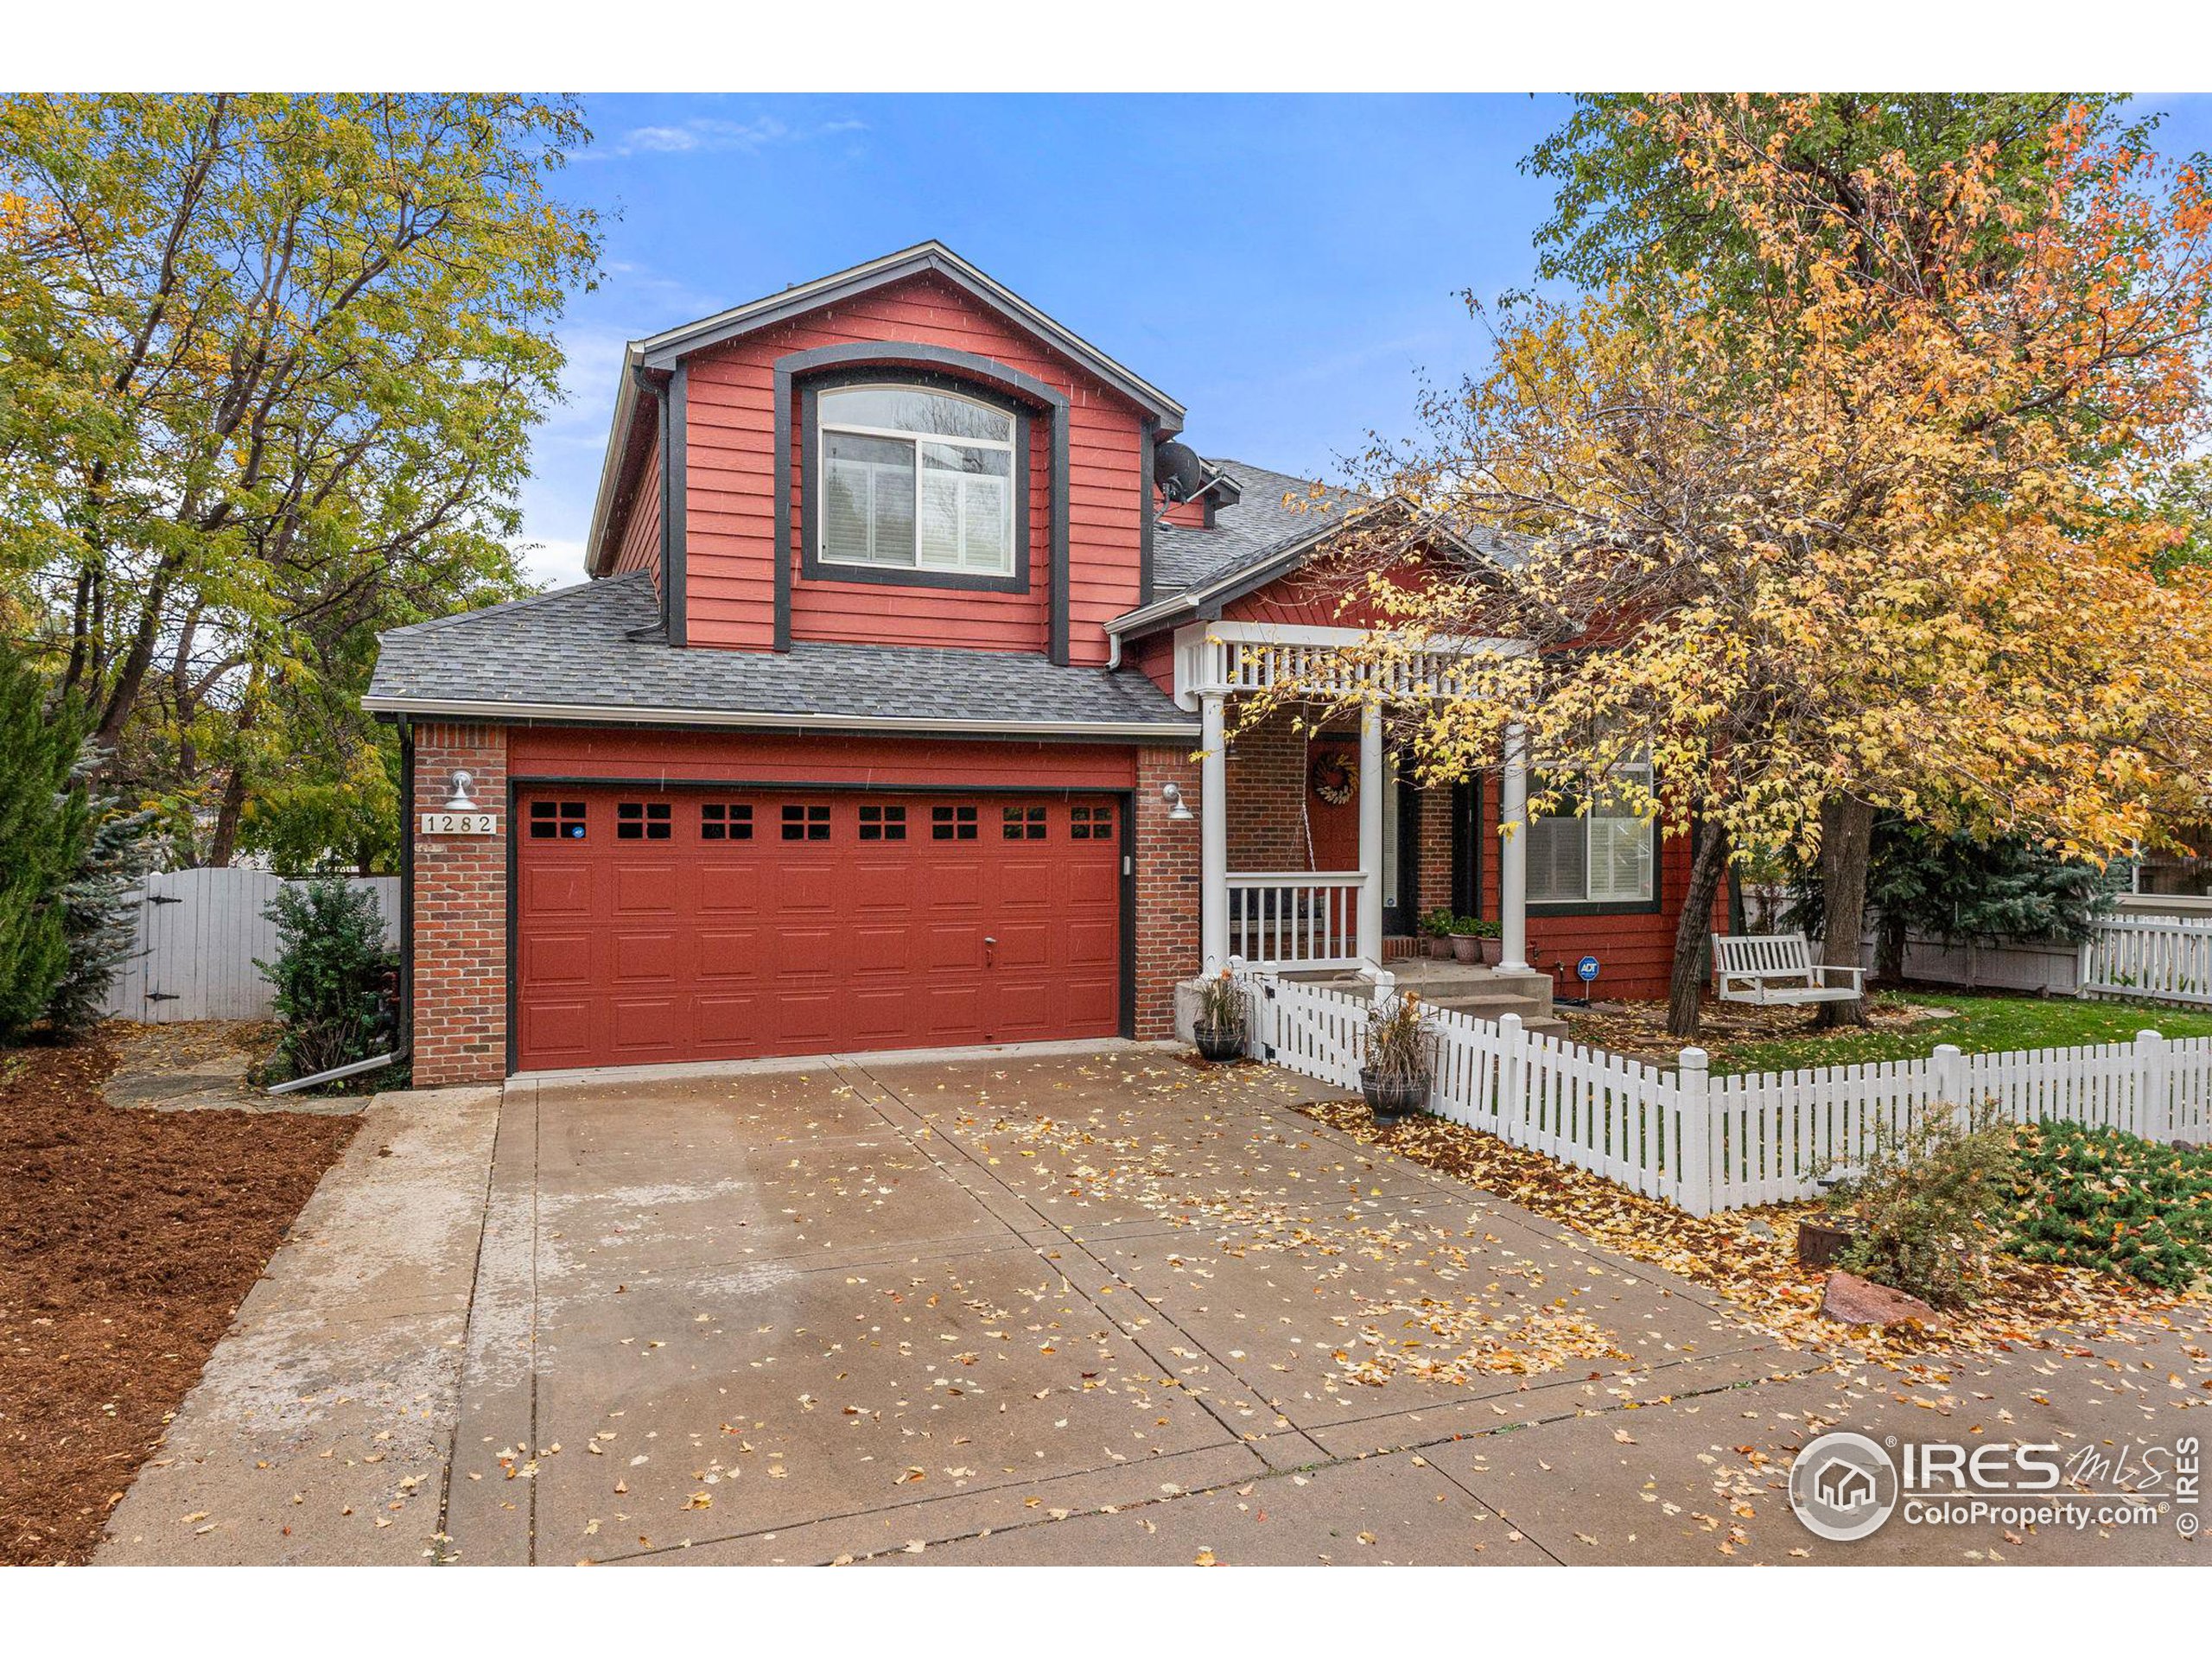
102 1046 2210 1566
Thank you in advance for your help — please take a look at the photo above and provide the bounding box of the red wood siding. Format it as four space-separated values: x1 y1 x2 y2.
1476 785 1727 1002
506 725 1136 792
679 271 1149 662
612 442 663 594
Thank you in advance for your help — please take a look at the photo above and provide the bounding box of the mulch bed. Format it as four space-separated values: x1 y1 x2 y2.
1302 1099 2203 1375
0 1033 357 1565
1563 995 1950 1065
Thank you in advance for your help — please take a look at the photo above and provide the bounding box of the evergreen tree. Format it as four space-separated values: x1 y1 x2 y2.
45 741 163 1039
0 648 91 1039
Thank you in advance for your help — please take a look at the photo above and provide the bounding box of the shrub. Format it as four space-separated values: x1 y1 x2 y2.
0 654 91 1042
2005 1121 2212 1292
1418 906 1457 939
46 747 165 1040
256 877 397 1083
1825 1102 2018 1307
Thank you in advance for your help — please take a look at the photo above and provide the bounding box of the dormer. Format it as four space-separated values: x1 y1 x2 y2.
583 242 1186 667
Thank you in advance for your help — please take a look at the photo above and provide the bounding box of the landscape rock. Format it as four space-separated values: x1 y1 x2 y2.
1821 1269 1942 1328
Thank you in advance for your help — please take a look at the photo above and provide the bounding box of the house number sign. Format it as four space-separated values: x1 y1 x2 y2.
419 811 499 836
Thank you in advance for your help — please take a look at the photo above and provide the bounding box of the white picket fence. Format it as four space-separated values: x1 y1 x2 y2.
1243 971 2212 1215
2081 915 2212 1007
105 868 398 1022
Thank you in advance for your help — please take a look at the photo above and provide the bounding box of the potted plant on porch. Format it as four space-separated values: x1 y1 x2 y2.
1359 992 1433 1121
1418 906 1456 960
1192 969 1248 1063
1469 918 1503 966
1447 915 1482 963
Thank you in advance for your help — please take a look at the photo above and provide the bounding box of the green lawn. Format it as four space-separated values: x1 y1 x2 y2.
1709 991 2212 1076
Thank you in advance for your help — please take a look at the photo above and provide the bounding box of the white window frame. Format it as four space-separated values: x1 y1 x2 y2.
817 384 1018 578
1527 760 1656 906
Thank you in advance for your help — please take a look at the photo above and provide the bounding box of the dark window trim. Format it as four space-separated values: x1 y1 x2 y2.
1525 895 1666 918
1522 762 1661 914
798 371 1033 598
772 341 1071 664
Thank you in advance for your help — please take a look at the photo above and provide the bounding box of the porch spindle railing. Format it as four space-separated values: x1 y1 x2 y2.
1225 872 1368 969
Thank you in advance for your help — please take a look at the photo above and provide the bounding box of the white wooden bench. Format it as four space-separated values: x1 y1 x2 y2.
1712 931 1865 1007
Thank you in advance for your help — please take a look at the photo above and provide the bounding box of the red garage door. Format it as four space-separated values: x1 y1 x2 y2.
512 787 1124 1071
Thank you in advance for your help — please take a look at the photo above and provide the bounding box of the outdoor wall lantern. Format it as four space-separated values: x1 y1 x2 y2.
444 769 480 811
1161 781 1195 823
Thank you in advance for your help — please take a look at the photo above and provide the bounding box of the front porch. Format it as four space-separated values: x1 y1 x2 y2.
1286 957 1563 1034
1175 620 1533 981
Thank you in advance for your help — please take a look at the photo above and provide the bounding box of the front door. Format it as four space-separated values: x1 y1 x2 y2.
1304 736 1421 936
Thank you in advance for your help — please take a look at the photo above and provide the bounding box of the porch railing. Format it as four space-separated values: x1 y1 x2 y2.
1226 871 1367 968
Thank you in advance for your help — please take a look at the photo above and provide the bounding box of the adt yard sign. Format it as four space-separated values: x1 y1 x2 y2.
1577 956 1601 985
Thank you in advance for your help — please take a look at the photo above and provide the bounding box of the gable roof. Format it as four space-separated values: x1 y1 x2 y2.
365 571 1195 738
586 242 1184 576
1116 458 1529 638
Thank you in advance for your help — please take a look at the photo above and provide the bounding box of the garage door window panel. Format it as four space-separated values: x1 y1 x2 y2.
700 803 753 842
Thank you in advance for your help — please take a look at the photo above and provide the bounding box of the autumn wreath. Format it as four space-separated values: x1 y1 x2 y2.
1309 747 1358 806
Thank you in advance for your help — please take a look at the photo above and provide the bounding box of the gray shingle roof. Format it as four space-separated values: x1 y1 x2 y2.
1147 458 1528 607
365 572 1196 734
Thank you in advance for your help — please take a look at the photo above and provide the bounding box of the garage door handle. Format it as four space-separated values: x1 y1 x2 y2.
983 935 995 966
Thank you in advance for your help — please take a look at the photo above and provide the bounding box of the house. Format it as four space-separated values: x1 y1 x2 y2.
367 243 1719 1085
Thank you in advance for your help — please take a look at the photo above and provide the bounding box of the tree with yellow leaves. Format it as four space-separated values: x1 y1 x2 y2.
1257 97 2212 1037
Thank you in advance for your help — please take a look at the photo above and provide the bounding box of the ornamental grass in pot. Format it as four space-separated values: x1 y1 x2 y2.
1359 992 1433 1121
1192 969 1247 1063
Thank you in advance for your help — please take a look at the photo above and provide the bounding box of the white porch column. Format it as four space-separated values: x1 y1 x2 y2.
1200 690 1229 973
1357 701 1385 969
1498 721 1530 973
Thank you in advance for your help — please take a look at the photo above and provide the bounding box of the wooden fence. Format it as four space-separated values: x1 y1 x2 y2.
2081 915 2212 1008
1243 971 2211 1214
104 868 399 1023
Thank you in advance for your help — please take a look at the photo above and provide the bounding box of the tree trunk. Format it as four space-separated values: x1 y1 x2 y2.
1666 819 1732 1039
1875 912 1907 985
1815 796 1875 1028
206 761 250 868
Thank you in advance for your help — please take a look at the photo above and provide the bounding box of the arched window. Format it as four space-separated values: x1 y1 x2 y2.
815 384 1018 578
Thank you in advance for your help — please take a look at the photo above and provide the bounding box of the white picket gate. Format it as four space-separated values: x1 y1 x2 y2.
1240 970 2212 1215
104 868 398 1022
2081 916 2212 1007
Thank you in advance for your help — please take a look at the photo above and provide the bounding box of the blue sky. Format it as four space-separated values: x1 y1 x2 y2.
518 92 2212 587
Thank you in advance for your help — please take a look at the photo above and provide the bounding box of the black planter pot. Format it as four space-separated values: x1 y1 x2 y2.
1796 1219 1860 1268
1193 1023 1245 1063
1360 1067 1432 1120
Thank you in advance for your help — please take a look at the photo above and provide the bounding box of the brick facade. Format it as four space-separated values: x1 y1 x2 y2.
1224 705 1310 871
1416 783 1456 918
1133 741 1202 1039
409 721 510 1086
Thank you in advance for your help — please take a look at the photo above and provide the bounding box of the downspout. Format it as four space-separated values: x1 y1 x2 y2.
397 715 414 1058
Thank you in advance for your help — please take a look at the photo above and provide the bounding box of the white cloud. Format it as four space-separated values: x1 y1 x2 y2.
511 537 590 591
590 112 866 162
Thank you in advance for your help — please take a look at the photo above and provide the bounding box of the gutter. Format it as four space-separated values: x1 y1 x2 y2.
361 694 1198 741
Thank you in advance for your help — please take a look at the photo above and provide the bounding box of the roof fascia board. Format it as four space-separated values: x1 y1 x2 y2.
360 693 1198 741
638 242 1185 431
1106 509 1495 639
584 349 659 579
